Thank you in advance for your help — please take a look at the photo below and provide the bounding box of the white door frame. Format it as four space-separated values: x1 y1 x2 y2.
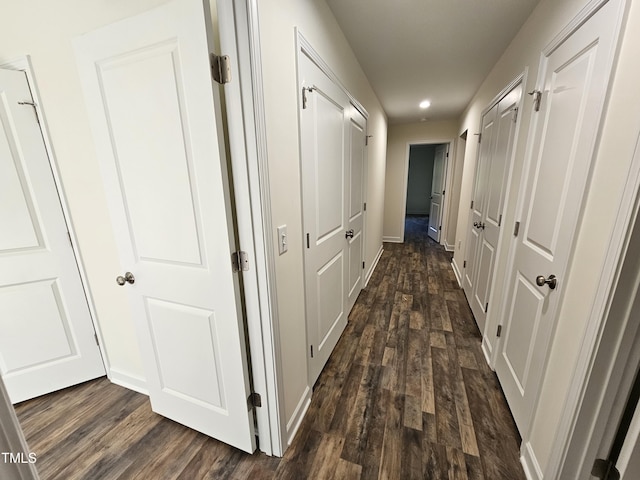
400 140 455 244
0 56 110 380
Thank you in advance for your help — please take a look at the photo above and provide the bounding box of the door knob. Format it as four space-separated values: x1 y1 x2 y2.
345 229 354 239
535 274 556 290
116 272 135 286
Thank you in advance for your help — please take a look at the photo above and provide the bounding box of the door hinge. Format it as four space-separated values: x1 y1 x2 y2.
442 190 445 196
231 251 249 272
94 333 99 346
498 214 503 227
528 90 542 112
306 233 310 249
210 53 231 85
463 260 467 268
310 345 314 358
485 302 489 313
470 200 474 209
363 202 367 211
302 86 315 109
363 261 365 269
365 135 373 146
513 107 519 123
439 225 442 231
67 231 72 247
591 458 620 480
477 133 482 143
248 392 262 409
496 325 502 337
513 221 520 237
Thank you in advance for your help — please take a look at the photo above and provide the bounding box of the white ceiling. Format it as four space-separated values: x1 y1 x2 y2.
326 0 541 124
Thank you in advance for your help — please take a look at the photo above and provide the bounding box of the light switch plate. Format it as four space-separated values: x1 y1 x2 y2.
277 225 288 254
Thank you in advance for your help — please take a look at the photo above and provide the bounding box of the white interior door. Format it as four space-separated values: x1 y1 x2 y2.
74 0 256 453
465 85 521 334
495 0 620 436
463 109 496 299
0 69 105 404
299 52 350 385
347 108 366 313
427 144 447 242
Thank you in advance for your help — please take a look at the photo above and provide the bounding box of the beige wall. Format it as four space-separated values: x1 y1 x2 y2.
453 0 640 472
257 0 388 435
383 121 459 242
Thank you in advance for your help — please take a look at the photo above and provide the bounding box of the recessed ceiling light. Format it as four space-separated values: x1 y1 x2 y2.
419 100 431 109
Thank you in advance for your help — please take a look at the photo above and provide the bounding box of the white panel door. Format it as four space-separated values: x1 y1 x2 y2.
299 53 350 385
467 85 521 333
495 0 621 435
463 108 496 299
74 0 256 453
427 144 447 242
0 69 104 403
346 108 366 313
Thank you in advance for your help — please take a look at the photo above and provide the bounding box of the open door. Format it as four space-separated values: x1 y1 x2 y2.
428 144 447 242
74 0 256 453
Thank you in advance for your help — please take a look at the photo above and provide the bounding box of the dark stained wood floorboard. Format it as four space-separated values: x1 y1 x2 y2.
14 215 524 479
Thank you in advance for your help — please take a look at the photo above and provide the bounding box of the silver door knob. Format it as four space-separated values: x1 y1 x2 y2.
116 272 135 286
345 229 354 239
535 274 556 290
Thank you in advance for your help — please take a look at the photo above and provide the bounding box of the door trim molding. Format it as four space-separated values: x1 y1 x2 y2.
219 0 285 456
0 55 110 376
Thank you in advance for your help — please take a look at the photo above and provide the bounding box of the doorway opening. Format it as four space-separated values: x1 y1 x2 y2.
403 142 449 243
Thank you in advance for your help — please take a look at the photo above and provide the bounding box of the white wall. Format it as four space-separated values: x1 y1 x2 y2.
257 0 388 436
383 121 458 242
453 0 640 473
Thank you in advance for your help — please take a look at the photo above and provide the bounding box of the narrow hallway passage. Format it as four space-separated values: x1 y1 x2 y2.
15 218 526 479
275 216 526 479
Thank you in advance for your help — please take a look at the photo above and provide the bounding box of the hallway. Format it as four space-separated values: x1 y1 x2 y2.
15 217 525 479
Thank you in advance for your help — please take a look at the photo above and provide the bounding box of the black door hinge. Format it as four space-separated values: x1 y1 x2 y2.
248 392 262 409
463 260 467 268
591 458 620 480
513 221 520 237
496 325 502 337
310 345 314 358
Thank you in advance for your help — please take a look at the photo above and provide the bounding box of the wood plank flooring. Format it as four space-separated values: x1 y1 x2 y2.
14 216 525 479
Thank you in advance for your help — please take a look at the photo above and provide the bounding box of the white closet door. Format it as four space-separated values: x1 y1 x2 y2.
299 52 351 385
427 145 447 242
0 69 105 404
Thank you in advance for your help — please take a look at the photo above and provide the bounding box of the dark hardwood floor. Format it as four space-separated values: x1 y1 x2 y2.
14 216 525 479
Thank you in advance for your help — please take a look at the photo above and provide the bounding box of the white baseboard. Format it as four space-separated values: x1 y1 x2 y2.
444 241 455 252
521 441 543 480
383 235 402 243
108 368 148 396
451 258 462 287
365 245 384 287
286 386 311 446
